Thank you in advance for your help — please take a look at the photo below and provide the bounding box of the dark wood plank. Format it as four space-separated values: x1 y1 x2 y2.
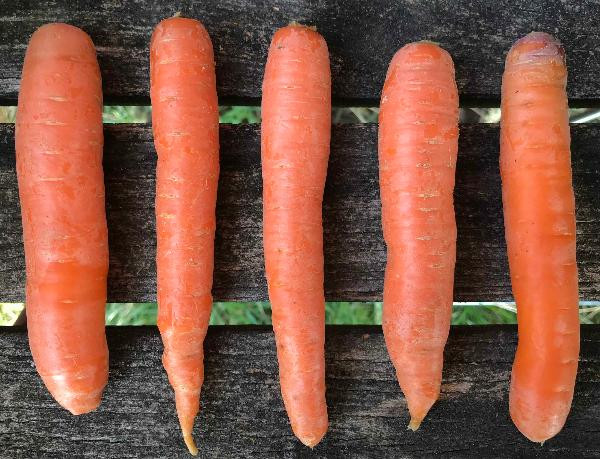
2 0 600 105
1 325 599 457
2 123 600 302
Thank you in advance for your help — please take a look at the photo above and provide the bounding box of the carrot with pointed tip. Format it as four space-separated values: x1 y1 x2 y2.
261 23 330 447
501 32 579 443
378 41 459 430
16 23 108 415
150 17 219 455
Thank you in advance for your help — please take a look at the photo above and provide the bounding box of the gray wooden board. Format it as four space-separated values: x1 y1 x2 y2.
2 0 600 105
0 325 599 458
1 123 600 303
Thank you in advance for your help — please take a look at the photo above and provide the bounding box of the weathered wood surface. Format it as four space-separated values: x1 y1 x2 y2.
2 0 600 105
1 325 599 458
2 123 600 302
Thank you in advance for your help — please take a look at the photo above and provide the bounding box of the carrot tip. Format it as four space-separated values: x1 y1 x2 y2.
297 433 323 448
408 418 422 432
183 432 198 456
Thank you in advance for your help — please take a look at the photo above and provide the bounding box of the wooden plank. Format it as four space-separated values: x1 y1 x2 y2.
1 325 599 457
1 123 600 302
2 0 600 105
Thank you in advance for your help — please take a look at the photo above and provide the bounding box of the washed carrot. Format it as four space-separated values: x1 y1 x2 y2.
261 23 330 447
378 41 459 430
150 17 219 455
16 23 108 414
501 32 579 443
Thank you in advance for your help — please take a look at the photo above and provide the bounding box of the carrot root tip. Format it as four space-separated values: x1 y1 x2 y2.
408 418 422 432
183 432 198 456
174 389 200 454
297 433 324 448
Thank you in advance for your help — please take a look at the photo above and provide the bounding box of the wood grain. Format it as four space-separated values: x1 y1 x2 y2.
2 0 600 105
1 123 599 302
1 325 599 457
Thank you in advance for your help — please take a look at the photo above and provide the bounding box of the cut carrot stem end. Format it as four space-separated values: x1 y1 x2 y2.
408 418 422 432
288 20 317 31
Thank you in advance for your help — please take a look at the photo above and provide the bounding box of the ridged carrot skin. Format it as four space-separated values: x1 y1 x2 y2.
16 23 108 415
379 42 459 430
150 17 219 455
261 24 331 447
501 32 579 443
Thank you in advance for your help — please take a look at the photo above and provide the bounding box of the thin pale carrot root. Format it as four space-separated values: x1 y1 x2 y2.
408 418 422 432
151 16 219 455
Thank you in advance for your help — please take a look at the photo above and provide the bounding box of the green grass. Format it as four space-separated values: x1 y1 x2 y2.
219 106 261 124
105 303 157 325
104 302 387 326
1 106 379 125
451 305 516 325
60 302 600 326
103 106 151 123
5 302 600 327
0 302 520 326
1 106 263 124
0 303 24 325
102 106 264 124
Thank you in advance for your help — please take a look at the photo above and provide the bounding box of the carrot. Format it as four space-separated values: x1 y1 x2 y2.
150 17 219 455
501 32 579 443
15 23 108 415
378 41 459 430
261 23 330 447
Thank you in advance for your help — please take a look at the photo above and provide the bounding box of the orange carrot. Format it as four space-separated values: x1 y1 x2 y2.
261 23 330 447
150 17 219 455
501 32 579 443
16 23 108 415
378 42 459 430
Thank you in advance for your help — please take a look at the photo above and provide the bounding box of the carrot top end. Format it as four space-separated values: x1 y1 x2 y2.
288 21 317 31
418 39 441 46
508 31 565 64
